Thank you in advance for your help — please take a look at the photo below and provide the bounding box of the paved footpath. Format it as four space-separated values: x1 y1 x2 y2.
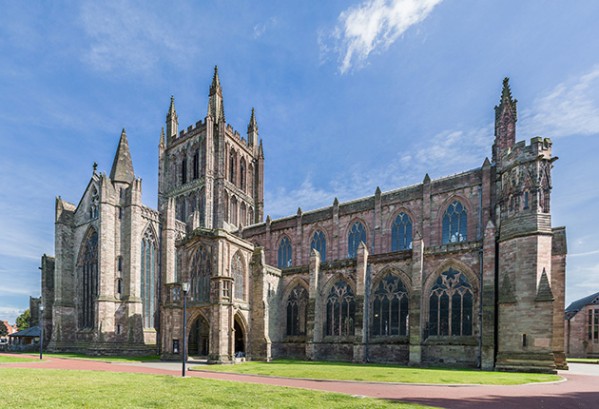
2 354 598 409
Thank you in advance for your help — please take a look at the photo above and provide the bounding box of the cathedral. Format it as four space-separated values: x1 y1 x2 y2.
40 68 567 373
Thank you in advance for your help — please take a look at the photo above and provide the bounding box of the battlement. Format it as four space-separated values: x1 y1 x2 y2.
178 119 207 138
499 136 553 169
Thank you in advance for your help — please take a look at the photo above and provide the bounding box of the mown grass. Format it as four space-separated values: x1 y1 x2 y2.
567 358 599 364
0 368 435 409
0 354 38 363
42 352 160 363
191 359 560 385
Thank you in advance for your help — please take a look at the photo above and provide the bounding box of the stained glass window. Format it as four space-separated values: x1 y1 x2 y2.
310 230 327 262
286 285 308 336
78 229 98 329
231 252 244 300
348 221 366 258
325 281 355 336
372 273 409 336
428 268 473 336
141 229 157 328
278 236 292 268
442 201 467 244
191 245 212 303
391 212 412 251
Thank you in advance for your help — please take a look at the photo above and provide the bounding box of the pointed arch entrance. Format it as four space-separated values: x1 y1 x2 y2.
234 315 246 357
188 314 210 357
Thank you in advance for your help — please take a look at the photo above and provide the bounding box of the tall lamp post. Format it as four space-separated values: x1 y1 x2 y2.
181 282 190 377
39 302 44 360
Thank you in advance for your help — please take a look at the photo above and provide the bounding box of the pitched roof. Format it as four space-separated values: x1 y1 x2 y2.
9 326 41 338
1 320 16 334
565 291 599 319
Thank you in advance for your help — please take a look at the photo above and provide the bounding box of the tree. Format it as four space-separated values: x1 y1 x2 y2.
0 321 8 336
16 309 30 331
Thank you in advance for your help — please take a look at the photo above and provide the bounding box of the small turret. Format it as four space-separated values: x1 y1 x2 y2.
207 66 225 123
493 77 518 165
109 129 135 185
166 96 178 141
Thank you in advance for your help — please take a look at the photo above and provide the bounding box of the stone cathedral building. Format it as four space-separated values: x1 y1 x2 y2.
40 68 567 373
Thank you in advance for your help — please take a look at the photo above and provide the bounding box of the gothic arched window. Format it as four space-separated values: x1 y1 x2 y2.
231 252 245 300
286 285 308 336
372 273 409 336
347 221 367 258
229 150 237 185
191 245 212 303
192 149 199 180
442 201 467 244
89 187 99 219
248 206 254 225
391 212 412 251
310 230 327 262
240 202 247 228
231 196 238 226
141 228 157 328
78 229 98 329
428 268 473 337
248 164 254 195
325 280 355 336
181 157 187 185
277 236 292 268
240 158 246 191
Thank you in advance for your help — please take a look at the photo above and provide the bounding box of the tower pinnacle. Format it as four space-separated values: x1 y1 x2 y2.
493 77 518 164
166 95 178 140
109 128 135 184
207 66 225 123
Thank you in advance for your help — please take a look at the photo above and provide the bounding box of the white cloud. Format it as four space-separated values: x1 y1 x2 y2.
520 65 599 138
330 0 443 73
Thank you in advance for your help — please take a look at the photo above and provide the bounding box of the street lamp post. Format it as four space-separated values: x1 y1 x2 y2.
39 303 44 360
181 282 190 377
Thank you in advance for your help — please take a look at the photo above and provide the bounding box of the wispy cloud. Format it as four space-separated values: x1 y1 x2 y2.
253 17 279 39
78 2 194 75
327 0 443 73
520 65 599 138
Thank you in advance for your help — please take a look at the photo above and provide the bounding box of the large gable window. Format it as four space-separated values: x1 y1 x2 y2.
191 245 212 303
231 252 245 301
78 229 98 329
442 201 467 244
428 268 473 337
372 273 409 336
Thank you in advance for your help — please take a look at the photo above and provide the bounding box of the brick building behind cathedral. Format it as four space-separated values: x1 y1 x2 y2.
40 68 567 373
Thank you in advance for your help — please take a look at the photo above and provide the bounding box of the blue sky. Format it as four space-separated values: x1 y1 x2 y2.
1 0 598 323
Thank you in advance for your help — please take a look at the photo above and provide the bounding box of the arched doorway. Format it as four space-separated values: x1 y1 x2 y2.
188 315 210 357
234 316 245 357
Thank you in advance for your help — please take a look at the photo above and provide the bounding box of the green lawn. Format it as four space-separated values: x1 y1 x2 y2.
567 358 599 364
0 368 435 409
191 359 560 385
42 352 160 363
0 355 38 364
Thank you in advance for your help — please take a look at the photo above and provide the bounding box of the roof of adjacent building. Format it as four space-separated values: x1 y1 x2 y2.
565 291 599 320
9 326 41 338
1 320 16 335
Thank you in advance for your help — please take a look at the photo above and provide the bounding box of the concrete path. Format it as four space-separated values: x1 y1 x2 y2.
2 354 598 409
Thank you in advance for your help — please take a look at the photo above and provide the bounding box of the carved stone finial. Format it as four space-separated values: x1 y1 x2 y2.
93 162 98 173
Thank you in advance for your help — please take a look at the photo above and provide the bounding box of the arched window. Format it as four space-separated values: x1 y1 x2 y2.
223 192 229 223
428 268 473 337
231 196 238 226
310 230 327 262
391 212 412 251
229 150 237 184
325 280 355 336
231 252 244 300
89 187 99 219
240 203 246 228
240 158 246 191
286 285 308 336
192 149 200 180
277 236 292 268
141 228 157 328
181 157 187 185
372 273 409 336
347 221 366 258
78 229 98 329
248 206 254 225
191 245 212 303
248 164 254 196
442 201 467 244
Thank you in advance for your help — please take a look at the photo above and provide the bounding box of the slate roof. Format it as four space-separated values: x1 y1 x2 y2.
565 291 599 320
9 326 41 338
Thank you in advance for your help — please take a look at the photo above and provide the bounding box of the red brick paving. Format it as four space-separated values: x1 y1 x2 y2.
2 354 598 409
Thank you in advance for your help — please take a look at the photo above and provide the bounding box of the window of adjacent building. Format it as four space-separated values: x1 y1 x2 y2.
78 229 98 329
442 200 467 244
588 308 599 343
286 285 308 336
372 273 409 336
325 280 355 336
391 212 413 251
140 229 157 329
347 221 367 258
428 268 473 337
181 158 187 185
231 252 244 301
310 230 327 262
277 236 292 268
191 245 212 303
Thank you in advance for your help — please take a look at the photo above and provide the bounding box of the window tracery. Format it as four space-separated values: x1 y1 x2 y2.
277 236 292 268
286 285 308 336
141 228 157 328
78 229 98 329
191 245 212 303
391 212 412 251
428 268 473 337
325 280 355 336
442 201 467 244
231 252 245 300
372 273 409 336
310 230 327 261
347 221 366 258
